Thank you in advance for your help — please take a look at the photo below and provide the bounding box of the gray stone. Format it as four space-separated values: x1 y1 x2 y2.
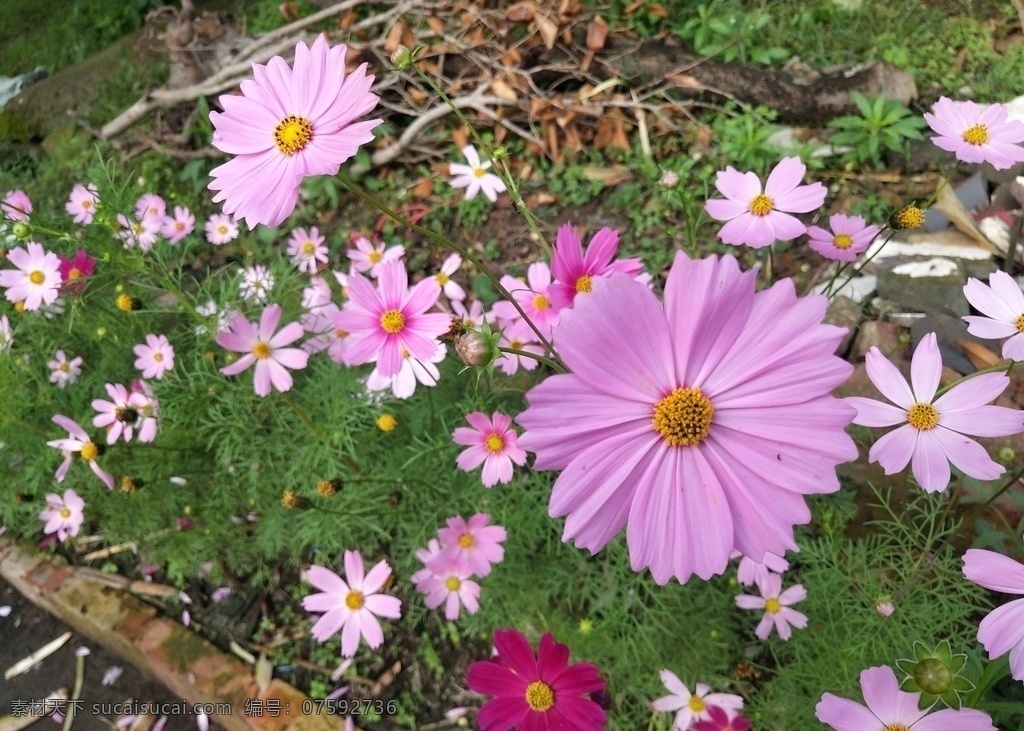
876 256 969 316
852 320 907 361
823 295 862 358
0 67 47 109
910 313 986 376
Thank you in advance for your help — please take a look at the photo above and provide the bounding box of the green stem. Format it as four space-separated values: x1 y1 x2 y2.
934 360 1015 398
498 346 567 374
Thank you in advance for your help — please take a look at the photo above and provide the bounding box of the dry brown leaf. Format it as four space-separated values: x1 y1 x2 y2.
646 4 670 18
502 49 523 67
506 1 536 22
527 192 557 206
594 113 631 150
453 128 470 148
545 122 561 161
279 2 301 21
559 0 583 17
958 339 1003 370
537 16 559 49
412 179 434 199
427 16 445 34
408 88 429 106
490 77 519 101
339 9 358 30
587 17 609 51
466 25 487 46
384 21 407 54
580 165 633 186
668 73 702 89
402 26 418 49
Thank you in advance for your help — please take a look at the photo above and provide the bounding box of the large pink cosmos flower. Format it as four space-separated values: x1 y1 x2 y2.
334 260 450 377
549 223 643 310
924 96 1024 171
0 243 62 311
435 513 507 577
217 305 308 396
466 630 606 731
815 665 996 731
208 36 381 229
846 332 1024 493
517 251 856 584
301 551 402 657
39 489 85 542
705 157 827 249
735 572 807 641
46 415 115 490
962 546 1024 681
452 412 527 488
652 670 744 731
963 270 1024 361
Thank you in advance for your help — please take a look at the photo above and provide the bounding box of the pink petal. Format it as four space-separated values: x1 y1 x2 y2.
963 549 1024 593
865 348 914 409
910 429 952 493
847 397 908 427
910 332 941 402
814 694 881 731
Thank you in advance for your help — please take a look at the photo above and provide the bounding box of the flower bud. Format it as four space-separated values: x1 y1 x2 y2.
11 222 30 239
456 331 492 367
912 657 953 695
390 45 415 69
660 170 680 189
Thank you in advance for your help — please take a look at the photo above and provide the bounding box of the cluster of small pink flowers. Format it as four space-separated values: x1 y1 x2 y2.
411 513 507 620
653 670 746 731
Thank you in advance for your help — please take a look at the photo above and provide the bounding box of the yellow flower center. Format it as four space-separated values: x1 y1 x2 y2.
907 402 938 430
153 352 164 362
334 328 348 339
436 272 450 286
688 696 706 713
652 387 714 447
1016 314 1024 334
29 270 45 285
962 124 989 146
765 597 782 614
116 294 135 312
485 434 504 453
273 115 313 155
575 274 592 293
748 194 774 216
377 414 398 432
896 205 924 230
252 341 272 359
509 339 523 350
380 310 405 334
302 242 315 255
524 681 554 712
458 532 475 549
473 167 487 178
884 726 910 731
175 222 185 231
59 508 71 518
367 250 383 264
14 301 25 312
68 268 82 280
445 576 461 591
81 200 91 209
59 363 70 372
345 590 364 610
833 233 853 250
217 225 228 235
533 294 550 310
80 442 98 461
281 490 299 508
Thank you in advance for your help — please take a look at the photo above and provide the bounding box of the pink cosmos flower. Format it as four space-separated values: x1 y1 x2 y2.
421 562 480 620
735 572 808 641
705 157 827 249
434 253 466 300
205 213 239 245
494 330 544 376
0 243 62 311
435 513 507 577
334 260 450 377
815 665 996 731
93 383 151 444
46 415 115 490
0 315 11 352
964 270 1024 360
216 304 309 397
467 630 606 731
57 249 96 296
347 236 405 277
135 193 166 220
301 551 402 657
846 332 1024 493
452 412 527 488
692 707 750 731
806 213 881 262
287 226 328 274
962 546 1024 681
411 539 445 594
517 252 856 584
449 145 506 202
131 380 160 443
652 670 744 731
876 600 895 618
364 341 445 399
161 206 195 244
2 189 32 220
549 223 644 310
491 262 562 340
66 184 99 224
116 214 161 251
452 299 486 329
208 36 381 229
133 334 175 379
39 489 85 542
735 550 789 587
48 350 83 389
924 97 1024 170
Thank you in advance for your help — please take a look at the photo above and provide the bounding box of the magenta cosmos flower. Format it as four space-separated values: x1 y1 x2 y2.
549 223 643 310
735 572 807 641
334 260 450 377
517 251 856 584
133 334 175 380
216 304 309 396
208 35 381 229
435 513 507 577
46 415 115 490
692 707 749 731
846 332 1024 493
962 546 1024 681
452 412 527 488
65 183 99 224
964 270 1024 360
466 629 606 731
924 96 1024 171
806 213 881 262
816 665 996 731
301 551 402 657
0 242 62 311
57 249 96 296
705 157 827 249
652 670 744 731
39 489 85 542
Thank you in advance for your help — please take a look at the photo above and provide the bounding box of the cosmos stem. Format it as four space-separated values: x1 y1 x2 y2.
497 346 567 374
